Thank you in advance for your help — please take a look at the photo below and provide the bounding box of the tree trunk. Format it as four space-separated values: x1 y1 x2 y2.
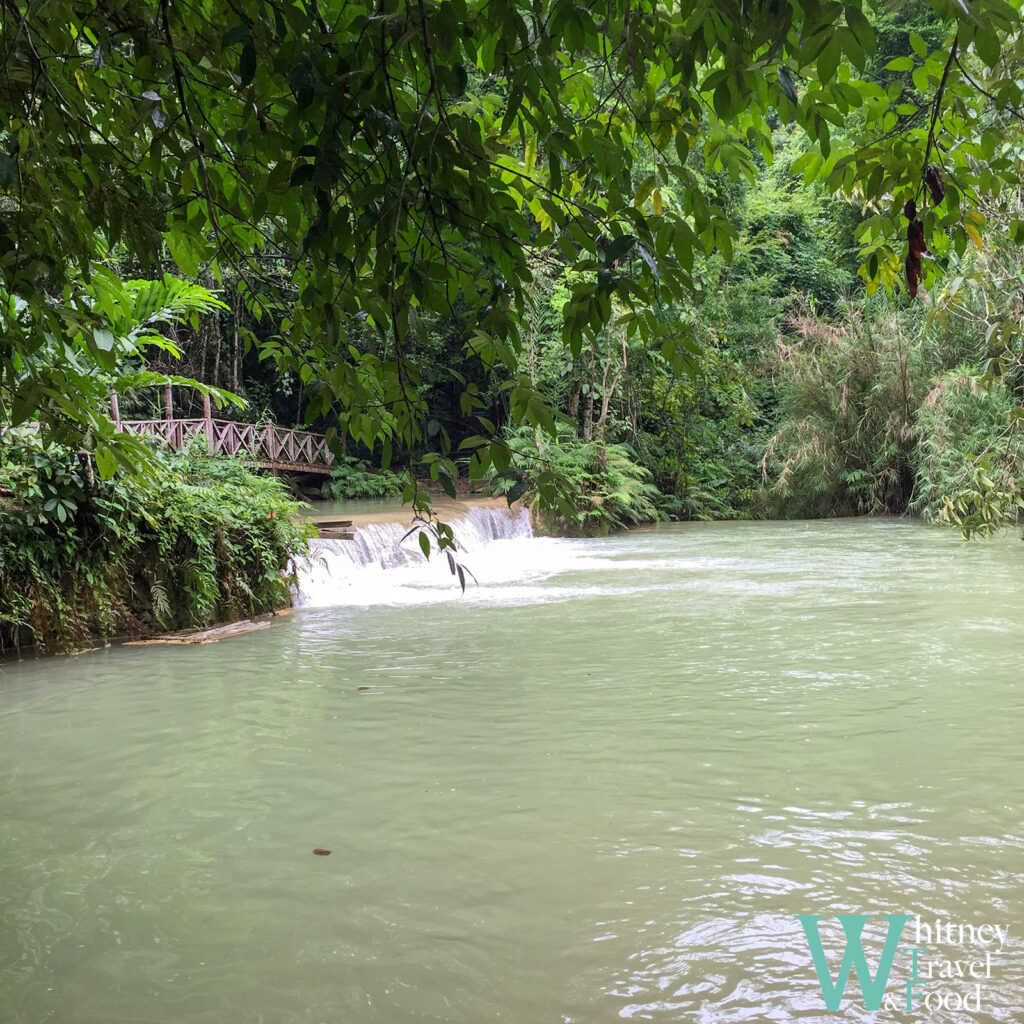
212 310 223 387
203 392 214 447
199 317 209 401
593 328 627 446
568 376 580 421
583 393 594 442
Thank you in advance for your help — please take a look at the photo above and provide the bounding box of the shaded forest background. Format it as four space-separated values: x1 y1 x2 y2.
100 1 1024 528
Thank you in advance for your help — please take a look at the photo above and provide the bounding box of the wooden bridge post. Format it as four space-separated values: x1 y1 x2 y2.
163 384 174 422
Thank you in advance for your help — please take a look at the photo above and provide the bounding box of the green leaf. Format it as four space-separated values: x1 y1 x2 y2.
93 328 115 351
634 175 656 206
438 467 457 499
777 65 798 104
166 223 207 277
239 41 257 85
501 87 524 134
604 234 636 262
974 29 1000 69
222 24 249 49
818 37 842 84
94 447 119 480
844 6 875 54
505 480 530 504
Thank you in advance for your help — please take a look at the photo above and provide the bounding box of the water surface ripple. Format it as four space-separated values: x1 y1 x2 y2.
1 519 1022 1023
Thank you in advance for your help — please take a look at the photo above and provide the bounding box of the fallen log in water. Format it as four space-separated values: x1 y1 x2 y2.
125 618 273 646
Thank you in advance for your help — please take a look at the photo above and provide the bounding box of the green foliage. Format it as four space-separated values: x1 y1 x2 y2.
0 434 311 652
913 370 1023 521
762 302 923 517
493 428 662 534
322 456 406 501
937 457 1024 538
732 132 857 310
0 269 241 475
633 328 765 520
3 0 1022 484
4 0 1024 551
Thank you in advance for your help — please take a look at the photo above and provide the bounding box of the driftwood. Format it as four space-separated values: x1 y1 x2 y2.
125 618 272 646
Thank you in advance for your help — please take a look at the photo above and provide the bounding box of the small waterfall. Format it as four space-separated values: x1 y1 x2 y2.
294 504 534 606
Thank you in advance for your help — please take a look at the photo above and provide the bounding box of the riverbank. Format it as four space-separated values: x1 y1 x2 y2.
0 441 311 655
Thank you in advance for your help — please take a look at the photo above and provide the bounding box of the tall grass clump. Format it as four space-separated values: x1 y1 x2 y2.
761 302 922 517
912 369 1023 521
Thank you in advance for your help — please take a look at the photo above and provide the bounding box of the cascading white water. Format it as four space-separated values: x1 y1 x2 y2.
294 504 537 607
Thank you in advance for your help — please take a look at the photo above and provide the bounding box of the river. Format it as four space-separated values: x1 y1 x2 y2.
1 515 1022 1023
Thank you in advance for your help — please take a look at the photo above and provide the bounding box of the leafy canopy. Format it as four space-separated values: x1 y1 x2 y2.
2 0 1023 477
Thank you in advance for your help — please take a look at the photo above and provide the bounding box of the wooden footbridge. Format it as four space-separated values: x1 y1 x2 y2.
114 387 335 475
119 416 335 474
112 387 352 537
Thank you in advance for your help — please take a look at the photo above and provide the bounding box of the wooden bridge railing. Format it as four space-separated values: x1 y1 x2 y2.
118 417 335 473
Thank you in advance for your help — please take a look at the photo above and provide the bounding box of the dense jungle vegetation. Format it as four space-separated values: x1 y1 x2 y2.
0 434 310 651
4 0 1024 648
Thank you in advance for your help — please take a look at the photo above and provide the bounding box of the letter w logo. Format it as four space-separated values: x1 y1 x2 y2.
795 914 911 1011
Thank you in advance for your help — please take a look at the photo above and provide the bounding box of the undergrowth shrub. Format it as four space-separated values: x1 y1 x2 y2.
322 455 405 500
492 427 662 534
761 304 922 517
912 369 1023 521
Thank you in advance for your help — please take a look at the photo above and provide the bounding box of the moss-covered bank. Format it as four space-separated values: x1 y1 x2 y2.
0 435 312 654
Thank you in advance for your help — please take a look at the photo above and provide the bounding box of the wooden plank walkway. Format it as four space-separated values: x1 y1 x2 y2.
119 418 335 475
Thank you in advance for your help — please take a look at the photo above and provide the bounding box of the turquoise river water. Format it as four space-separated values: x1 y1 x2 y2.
1 517 1023 1023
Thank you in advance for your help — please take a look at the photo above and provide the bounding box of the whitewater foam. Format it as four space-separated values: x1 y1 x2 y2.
293 504 550 607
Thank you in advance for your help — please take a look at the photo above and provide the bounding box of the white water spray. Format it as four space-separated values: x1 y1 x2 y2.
294 504 540 607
